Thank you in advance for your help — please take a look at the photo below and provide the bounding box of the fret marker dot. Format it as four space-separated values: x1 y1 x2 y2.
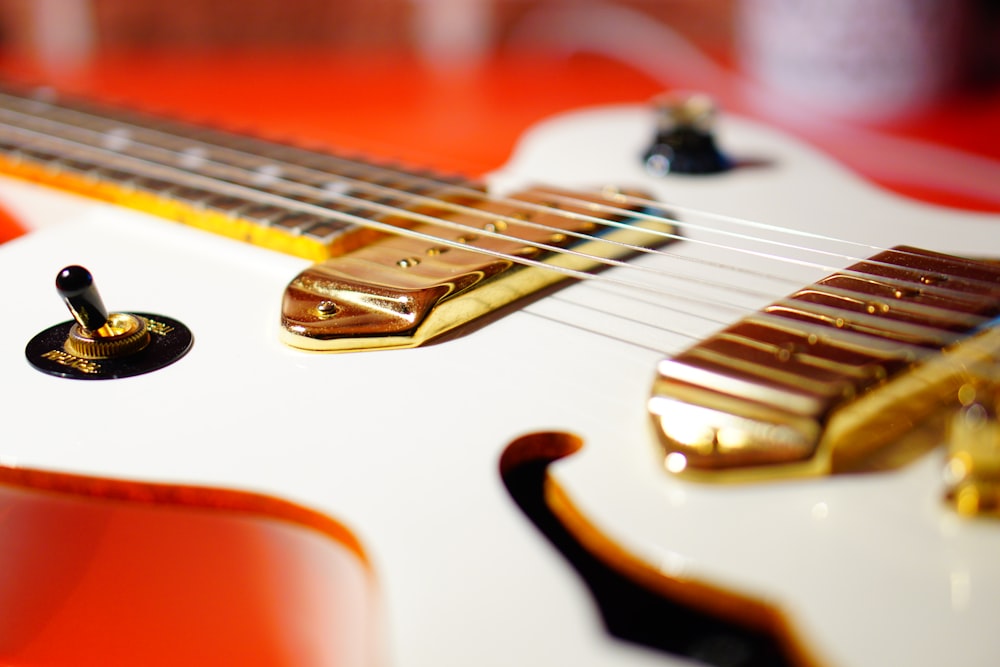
180 146 208 169
253 164 283 186
103 128 132 151
323 181 351 196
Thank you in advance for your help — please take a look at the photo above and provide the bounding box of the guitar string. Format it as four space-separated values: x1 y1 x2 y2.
0 115 993 355
0 93 720 354
0 99 992 306
1 90 992 412
11 88 892 261
0 94 992 350
0 97 845 283
0 122 785 329
0 115 810 308
8 88 998 304
1 141 992 367
75 94 997 290
2 121 986 362
5 114 989 331
561 187 1000 298
0 88 971 288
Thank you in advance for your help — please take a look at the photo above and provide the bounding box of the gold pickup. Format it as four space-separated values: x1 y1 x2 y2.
280 187 671 351
650 247 1000 482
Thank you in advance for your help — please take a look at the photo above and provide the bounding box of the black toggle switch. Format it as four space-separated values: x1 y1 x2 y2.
26 265 193 379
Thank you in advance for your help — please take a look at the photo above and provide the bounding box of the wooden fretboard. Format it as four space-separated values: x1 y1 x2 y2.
0 85 478 260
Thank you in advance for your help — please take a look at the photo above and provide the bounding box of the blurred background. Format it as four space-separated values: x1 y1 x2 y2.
0 1 737 66
0 0 996 209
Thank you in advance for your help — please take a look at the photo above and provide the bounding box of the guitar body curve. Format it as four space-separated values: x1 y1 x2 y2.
0 103 997 666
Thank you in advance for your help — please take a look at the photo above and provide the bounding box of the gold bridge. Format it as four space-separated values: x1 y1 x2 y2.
650 247 1000 482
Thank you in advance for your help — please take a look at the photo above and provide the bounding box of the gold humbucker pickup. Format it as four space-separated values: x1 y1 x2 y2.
650 247 1000 481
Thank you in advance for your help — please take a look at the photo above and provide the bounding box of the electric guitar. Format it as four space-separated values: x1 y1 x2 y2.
0 85 997 667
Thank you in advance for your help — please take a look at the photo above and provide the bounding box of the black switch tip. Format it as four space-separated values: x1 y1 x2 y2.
56 265 109 332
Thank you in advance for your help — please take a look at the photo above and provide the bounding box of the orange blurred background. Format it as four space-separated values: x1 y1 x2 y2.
0 0 997 234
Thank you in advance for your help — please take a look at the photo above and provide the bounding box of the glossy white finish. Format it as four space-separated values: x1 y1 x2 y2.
1 106 997 666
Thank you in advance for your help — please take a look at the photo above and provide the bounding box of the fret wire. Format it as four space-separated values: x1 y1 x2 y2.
4 88 997 298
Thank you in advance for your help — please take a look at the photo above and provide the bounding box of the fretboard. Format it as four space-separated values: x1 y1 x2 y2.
0 85 479 260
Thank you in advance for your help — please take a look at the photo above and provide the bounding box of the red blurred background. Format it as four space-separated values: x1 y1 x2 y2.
0 0 997 241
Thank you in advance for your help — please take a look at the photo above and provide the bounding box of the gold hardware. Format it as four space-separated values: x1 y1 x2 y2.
280 187 670 352
651 247 1000 482
315 301 339 318
945 377 1000 517
27 265 193 380
65 311 150 359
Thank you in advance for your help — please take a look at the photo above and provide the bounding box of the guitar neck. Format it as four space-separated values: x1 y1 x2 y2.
0 85 480 260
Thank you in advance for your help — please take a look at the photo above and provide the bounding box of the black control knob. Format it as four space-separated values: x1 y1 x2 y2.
644 93 730 176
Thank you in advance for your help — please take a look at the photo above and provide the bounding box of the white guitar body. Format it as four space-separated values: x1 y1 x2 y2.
1 105 997 666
